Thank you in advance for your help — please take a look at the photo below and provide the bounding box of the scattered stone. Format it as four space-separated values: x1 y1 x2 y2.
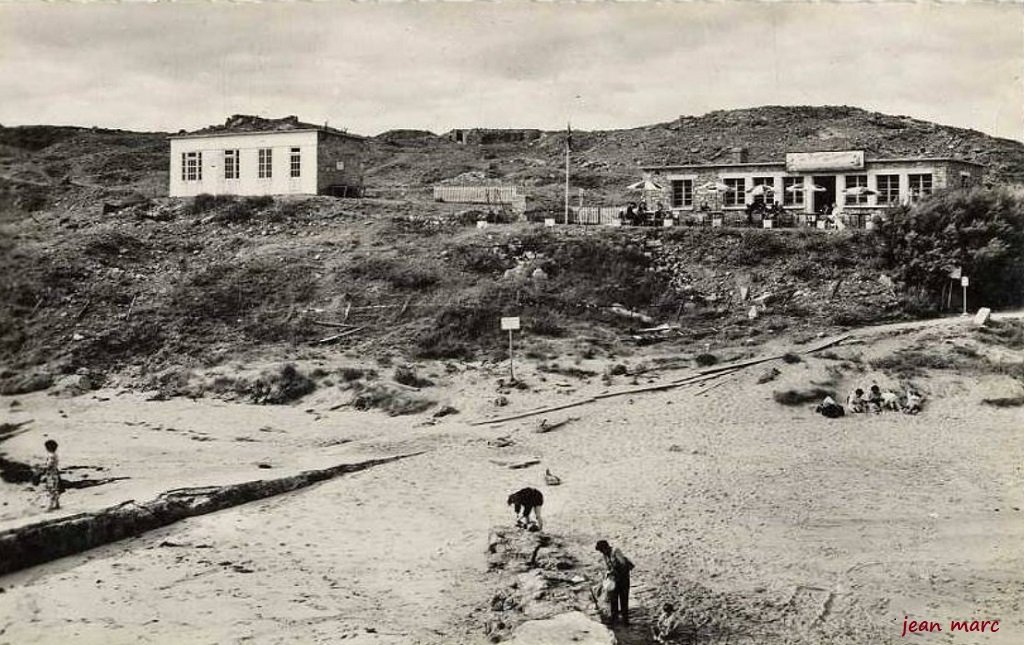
433 405 459 418
973 307 991 326
757 367 781 384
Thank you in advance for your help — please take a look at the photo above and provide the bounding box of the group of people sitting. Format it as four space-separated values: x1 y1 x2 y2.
848 385 923 414
744 200 786 223
621 201 671 227
816 384 924 418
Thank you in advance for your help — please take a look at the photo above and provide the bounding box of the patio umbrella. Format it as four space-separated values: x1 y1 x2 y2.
748 185 775 197
699 181 731 192
842 186 878 196
626 179 664 192
785 183 827 193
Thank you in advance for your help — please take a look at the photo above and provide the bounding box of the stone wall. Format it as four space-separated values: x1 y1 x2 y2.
316 132 367 195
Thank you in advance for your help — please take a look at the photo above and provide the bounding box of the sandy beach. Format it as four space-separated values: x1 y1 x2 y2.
2 316 1022 644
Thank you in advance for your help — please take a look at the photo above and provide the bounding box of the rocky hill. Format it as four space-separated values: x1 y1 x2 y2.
1 106 1022 214
365 106 1024 211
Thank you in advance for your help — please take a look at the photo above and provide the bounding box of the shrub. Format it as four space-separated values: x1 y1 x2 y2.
870 350 959 377
351 382 434 416
695 353 718 367
338 366 373 382
876 188 1024 310
981 396 1024 408
773 388 834 406
188 193 235 215
219 196 274 223
393 365 434 388
348 257 440 290
248 363 316 405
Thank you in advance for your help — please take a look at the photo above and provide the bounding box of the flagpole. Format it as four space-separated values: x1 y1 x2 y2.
564 141 570 225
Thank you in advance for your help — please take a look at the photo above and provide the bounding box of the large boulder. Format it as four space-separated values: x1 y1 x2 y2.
506 612 616 645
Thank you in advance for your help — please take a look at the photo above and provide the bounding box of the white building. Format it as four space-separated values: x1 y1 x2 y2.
169 115 366 198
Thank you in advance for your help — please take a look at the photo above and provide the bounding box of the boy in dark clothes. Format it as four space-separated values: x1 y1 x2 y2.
507 487 544 530
596 539 635 625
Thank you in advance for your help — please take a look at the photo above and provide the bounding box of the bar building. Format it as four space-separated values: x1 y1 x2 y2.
641 149 983 219
169 115 367 198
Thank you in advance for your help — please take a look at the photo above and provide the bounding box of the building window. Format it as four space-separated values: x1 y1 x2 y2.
782 177 803 206
724 178 745 207
181 151 202 182
876 174 900 205
670 179 693 208
290 147 301 178
845 174 869 205
752 177 775 205
224 150 239 180
908 173 933 201
258 148 273 179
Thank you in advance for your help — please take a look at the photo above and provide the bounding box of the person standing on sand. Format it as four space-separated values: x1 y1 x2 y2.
596 539 635 625
41 439 61 511
507 487 544 530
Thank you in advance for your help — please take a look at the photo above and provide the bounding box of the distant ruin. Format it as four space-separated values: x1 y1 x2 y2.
448 128 542 145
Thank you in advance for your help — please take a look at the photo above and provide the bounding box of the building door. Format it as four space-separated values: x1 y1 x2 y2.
812 175 837 214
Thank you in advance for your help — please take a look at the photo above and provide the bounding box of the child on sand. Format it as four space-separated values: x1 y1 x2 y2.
653 602 682 643
846 388 866 413
42 439 61 511
507 487 543 530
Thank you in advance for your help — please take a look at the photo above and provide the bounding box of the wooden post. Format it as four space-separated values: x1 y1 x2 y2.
508 328 515 382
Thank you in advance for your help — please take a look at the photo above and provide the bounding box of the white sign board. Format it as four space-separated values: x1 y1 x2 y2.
961 276 969 287
501 317 521 331
544 218 556 227
786 151 865 173
662 218 673 227
762 219 773 229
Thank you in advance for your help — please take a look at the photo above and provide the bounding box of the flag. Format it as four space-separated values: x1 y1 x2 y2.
566 123 573 153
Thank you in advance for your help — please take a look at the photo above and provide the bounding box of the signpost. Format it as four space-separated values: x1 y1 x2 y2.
960 276 969 316
501 317 521 382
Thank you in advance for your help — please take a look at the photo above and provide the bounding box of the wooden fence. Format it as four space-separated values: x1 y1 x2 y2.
569 206 622 225
433 185 520 204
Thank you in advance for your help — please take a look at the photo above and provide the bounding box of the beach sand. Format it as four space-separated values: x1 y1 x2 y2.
1 319 1022 644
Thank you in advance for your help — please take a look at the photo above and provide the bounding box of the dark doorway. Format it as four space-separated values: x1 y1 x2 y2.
813 175 836 214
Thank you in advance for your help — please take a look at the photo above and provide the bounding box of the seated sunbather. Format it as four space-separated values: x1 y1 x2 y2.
846 388 866 413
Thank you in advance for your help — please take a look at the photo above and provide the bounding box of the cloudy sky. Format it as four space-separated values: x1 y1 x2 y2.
1 2 1021 140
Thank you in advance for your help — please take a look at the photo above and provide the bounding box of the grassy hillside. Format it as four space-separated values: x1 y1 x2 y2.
0 192 903 393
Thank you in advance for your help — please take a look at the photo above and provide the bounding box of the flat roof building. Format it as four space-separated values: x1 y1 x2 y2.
169 115 367 198
641 150 984 222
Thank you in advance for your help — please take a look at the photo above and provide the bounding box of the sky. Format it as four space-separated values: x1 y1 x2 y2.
0 1 1022 141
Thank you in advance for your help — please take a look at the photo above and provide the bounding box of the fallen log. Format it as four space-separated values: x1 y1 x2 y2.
316 326 365 344
0 452 422 576
470 334 851 426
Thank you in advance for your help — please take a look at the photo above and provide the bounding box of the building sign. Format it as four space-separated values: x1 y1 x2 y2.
785 151 865 173
501 317 521 331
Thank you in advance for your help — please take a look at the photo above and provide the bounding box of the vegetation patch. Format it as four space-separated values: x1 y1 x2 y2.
351 382 435 416
981 396 1024 408
773 388 835 406
393 365 434 388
